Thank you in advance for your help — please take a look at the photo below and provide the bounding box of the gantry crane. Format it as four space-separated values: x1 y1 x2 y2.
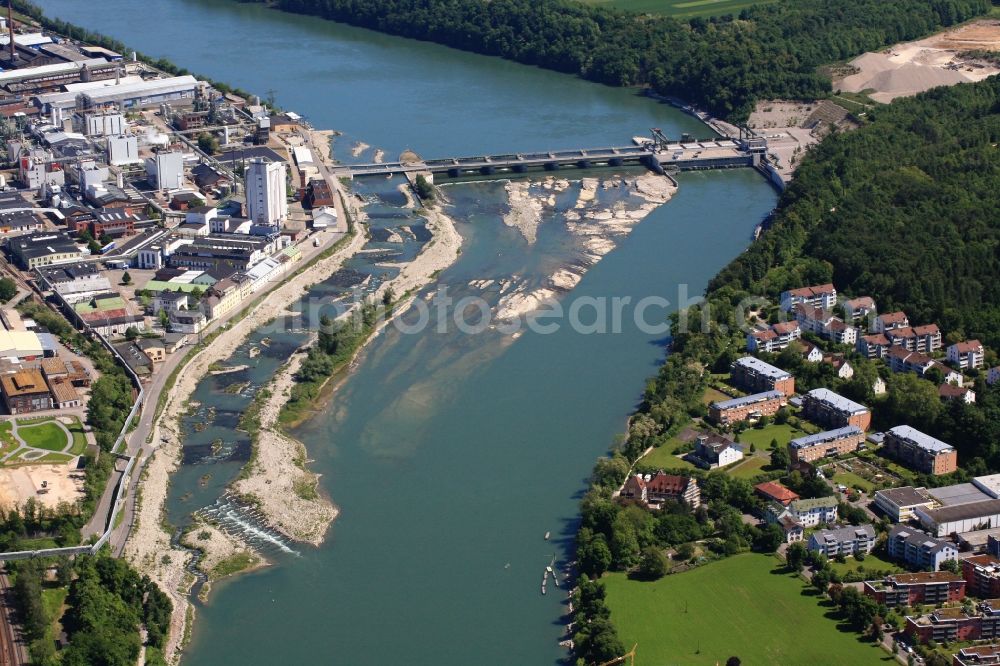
596 643 637 666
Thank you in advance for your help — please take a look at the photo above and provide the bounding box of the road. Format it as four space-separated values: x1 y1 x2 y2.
99 128 352 555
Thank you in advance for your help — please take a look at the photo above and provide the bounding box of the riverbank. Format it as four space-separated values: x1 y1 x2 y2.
125 224 367 664
180 520 268 602
232 342 338 545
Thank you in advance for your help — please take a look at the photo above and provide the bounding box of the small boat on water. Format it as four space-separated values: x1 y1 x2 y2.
544 531 550 540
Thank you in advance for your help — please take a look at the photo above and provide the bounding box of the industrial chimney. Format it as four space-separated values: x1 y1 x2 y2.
6 0 14 65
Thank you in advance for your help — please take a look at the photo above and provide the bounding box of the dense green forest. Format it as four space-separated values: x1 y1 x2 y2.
711 78 1000 349
12 553 172 665
261 0 987 119
572 74 1000 663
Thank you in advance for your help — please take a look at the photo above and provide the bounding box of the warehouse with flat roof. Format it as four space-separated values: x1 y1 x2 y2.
35 75 199 112
916 499 1000 538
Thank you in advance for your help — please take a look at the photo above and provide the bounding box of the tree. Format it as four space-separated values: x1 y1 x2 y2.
382 285 395 307
638 546 670 580
940 558 961 574
197 132 219 155
770 445 789 470
786 542 807 571
121 271 132 285
884 373 943 432
124 326 139 341
0 277 16 303
414 174 434 201
812 568 833 594
754 523 784 553
675 542 695 561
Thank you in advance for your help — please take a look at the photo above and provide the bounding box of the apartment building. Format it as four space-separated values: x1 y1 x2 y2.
885 524 959 571
801 388 871 431
788 426 865 463
884 425 957 475
730 356 795 395
708 391 786 426
863 572 965 608
807 524 876 558
780 283 837 313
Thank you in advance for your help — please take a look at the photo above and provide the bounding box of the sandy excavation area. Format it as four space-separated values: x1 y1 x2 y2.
836 20 1000 103
0 463 84 511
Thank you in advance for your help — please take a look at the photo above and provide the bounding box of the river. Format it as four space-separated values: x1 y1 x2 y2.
37 1 778 663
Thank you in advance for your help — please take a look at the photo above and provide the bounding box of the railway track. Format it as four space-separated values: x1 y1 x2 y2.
0 573 26 666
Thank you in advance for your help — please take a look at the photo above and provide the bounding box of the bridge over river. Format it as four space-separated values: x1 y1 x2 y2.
332 135 767 180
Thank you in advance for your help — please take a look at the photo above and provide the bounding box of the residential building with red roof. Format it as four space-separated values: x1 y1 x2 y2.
857 333 891 359
887 324 942 353
940 384 976 404
619 471 700 509
874 311 910 334
842 296 876 323
948 340 985 370
755 481 799 506
780 283 836 313
746 320 801 353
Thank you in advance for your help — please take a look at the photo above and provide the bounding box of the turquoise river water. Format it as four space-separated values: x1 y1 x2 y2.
38 1 779 663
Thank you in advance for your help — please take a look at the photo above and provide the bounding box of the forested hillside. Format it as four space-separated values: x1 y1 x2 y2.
573 74 1000 664
265 0 987 119
712 76 1000 349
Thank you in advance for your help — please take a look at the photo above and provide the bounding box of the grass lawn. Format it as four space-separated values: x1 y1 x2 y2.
736 423 804 451
640 446 699 471
726 454 772 480
604 553 892 665
830 469 875 493
66 417 88 456
41 586 67 634
577 0 778 19
0 422 17 458
826 551 904 577
701 386 731 406
35 452 72 464
18 421 69 452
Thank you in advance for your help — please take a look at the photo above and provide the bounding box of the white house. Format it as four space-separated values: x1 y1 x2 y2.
688 433 743 470
947 340 985 370
768 496 838 528
801 341 823 363
808 524 876 558
874 311 910 334
780 284 836 313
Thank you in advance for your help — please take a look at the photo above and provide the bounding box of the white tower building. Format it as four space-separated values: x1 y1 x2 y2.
245 157 287 227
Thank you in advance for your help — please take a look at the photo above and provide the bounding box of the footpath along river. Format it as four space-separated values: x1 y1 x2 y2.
38 0 779 663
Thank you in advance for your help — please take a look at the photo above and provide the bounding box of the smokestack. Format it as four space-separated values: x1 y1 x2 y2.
6 1 13 65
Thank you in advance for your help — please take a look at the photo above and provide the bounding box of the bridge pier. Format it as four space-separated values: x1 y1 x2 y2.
609 157 623 167
513 164 527 173
544 162 558 171
642 155 665 175
480 165 495 176
448 168 460 178
577 160 590 169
